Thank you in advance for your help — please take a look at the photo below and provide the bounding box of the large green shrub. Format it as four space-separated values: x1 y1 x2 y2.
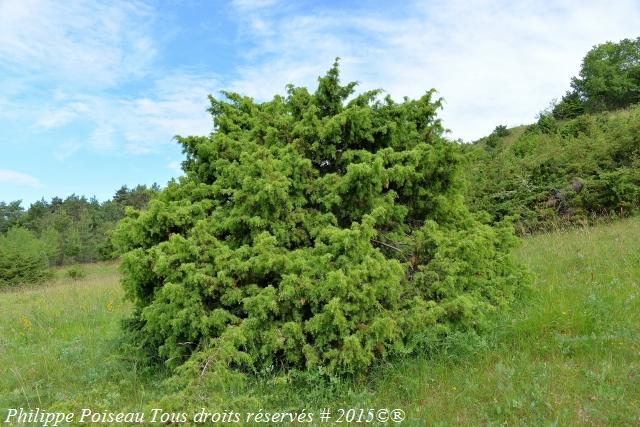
114 62 529 381
0 227 50 286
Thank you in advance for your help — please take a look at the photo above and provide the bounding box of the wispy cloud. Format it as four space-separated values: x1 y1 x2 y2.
0 170 43 188
227 0 640 140
10 70 217 156
89 124 117 152
0 0 187 157
53 141 83 161
0 0 156 88
36 102 90 129
231 0 280 11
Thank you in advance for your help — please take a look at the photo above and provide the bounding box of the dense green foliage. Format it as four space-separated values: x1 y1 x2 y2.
0 185 156 286
0 185 157 266
465 106 640 233
553 37 640 119
0 227 50 286
66 266 88 280
0 201 23 234
114 62 528 382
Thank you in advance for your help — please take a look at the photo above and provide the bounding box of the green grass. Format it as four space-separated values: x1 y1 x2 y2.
0 262 166 413
1 219 639 425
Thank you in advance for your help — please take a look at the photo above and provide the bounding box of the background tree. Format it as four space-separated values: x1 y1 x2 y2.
0 227 50 287
555 37 640 117
113 184 159 213
0 201 24 234
0 184 158 268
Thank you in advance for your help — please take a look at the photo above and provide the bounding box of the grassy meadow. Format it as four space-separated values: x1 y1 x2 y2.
1 218 639 425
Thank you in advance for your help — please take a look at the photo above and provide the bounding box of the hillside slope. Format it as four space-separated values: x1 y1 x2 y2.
463 106 640 233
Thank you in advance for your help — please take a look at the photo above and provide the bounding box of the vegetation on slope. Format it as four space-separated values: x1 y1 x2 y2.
464 37 640 234
464 106 640 233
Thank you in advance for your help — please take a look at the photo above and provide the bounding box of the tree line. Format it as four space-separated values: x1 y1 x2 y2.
0 185 157 286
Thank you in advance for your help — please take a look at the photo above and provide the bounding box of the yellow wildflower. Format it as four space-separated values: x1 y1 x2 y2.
20 315 32 330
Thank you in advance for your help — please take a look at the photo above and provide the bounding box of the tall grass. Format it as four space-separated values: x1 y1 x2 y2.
0 262 165 413
1 219 639 425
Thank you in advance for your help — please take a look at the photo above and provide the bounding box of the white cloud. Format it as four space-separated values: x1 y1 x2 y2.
227 0 640 140
121 72 218 140
0 170 43 188
19 71 218 156
90 124 117 152
115 72 218 153
53 141 82 161
0 0 156 88
0 0 194 157
36 102 90 129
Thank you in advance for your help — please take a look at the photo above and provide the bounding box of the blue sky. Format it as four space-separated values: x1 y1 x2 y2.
1 0 639 206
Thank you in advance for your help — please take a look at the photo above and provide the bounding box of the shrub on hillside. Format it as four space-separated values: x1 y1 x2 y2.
552 91 585 120
0 227 50 286
493 125 510 137
66 266 87 280
114 62 529 382
465 106 640 232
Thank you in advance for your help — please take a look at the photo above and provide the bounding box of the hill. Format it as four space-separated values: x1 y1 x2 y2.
463 106 640 233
